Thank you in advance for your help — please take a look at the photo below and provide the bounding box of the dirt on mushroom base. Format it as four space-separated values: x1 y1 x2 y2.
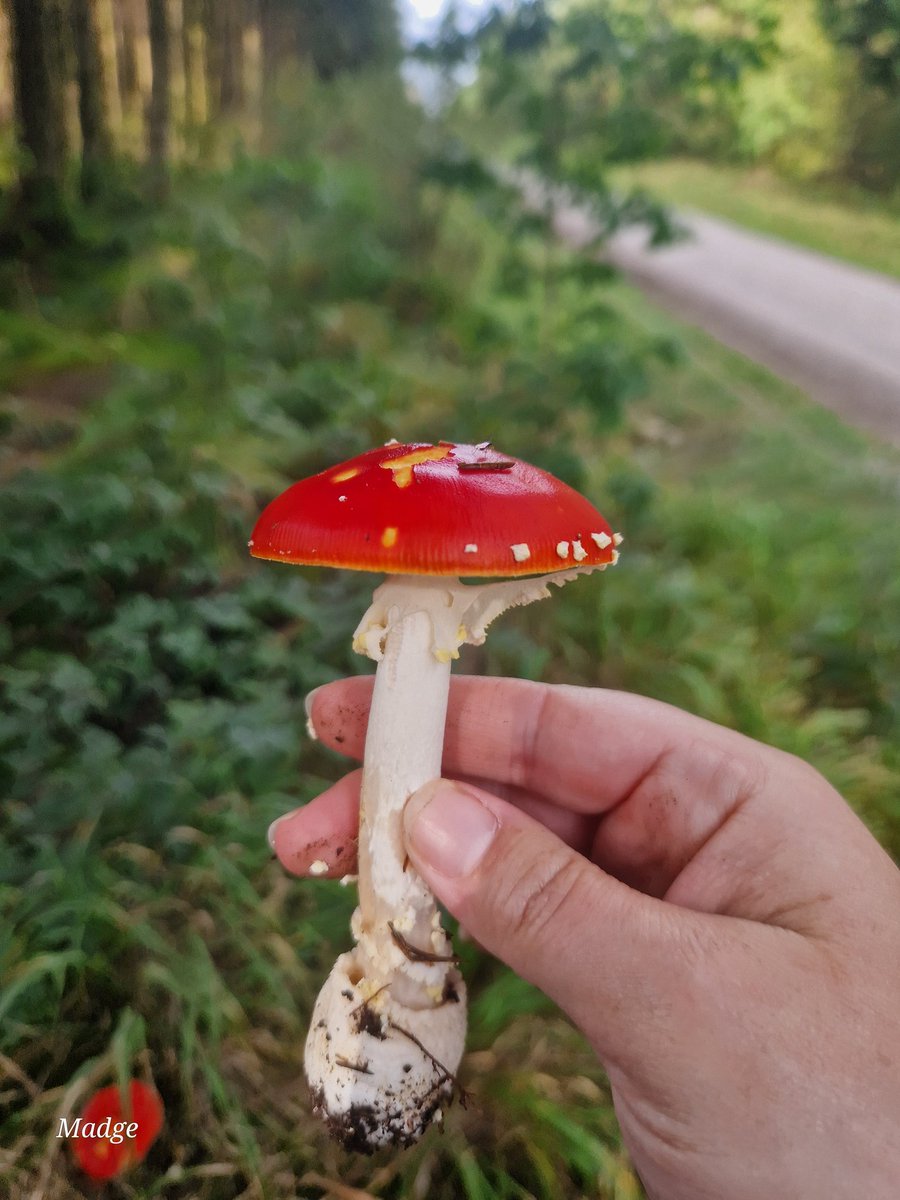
305 956 464 1154
309 1085 448 1154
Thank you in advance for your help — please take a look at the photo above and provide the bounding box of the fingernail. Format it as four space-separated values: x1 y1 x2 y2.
304 687 322 741
267 816 284 853
404 781 498 878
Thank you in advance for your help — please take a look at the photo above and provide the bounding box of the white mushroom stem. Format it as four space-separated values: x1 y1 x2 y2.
354 605 453 1006
304 567 603 1150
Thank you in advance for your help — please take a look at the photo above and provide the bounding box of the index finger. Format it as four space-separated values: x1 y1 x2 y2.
307 675 765 814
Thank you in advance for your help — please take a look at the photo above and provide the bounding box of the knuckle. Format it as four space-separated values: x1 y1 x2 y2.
690 735 769 810
510 683 553 788
499 846 589 944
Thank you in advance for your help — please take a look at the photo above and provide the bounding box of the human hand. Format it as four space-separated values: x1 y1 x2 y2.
272 677 900 1200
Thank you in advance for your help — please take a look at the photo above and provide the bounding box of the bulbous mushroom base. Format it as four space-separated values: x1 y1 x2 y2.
304 951 467 1153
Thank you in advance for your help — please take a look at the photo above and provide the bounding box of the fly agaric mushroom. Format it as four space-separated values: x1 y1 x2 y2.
70 1080 164 1180
250 440 620 1151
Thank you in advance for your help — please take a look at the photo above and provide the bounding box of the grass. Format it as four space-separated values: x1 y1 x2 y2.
612 157 900 280
2 82 899 1200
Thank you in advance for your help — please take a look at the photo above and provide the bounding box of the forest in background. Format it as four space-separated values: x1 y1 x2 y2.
1 3 899 1199
0 0 399 245
2 0 900 250
423 0 900 193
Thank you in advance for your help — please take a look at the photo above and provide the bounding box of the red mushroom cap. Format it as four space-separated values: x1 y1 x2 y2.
249 442 619 577
71 1080 164 1180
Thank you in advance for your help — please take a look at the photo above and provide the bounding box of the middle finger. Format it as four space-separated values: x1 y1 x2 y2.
271 769 596 877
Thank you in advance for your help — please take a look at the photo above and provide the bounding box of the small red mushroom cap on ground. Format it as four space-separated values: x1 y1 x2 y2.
70 1080 164 1181
249 441 619 576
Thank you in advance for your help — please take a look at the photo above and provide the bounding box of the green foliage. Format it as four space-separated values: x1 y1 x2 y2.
434 1 898 194
819 0 900 89
835 77 900 188
303 0 401 79
736 3 847 178
721 0 900 189
440 0 778 170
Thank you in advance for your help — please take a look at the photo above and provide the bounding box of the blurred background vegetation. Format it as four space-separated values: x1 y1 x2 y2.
1 2 898 1198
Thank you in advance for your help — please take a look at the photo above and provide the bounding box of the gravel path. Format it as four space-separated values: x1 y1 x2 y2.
550 201 900 446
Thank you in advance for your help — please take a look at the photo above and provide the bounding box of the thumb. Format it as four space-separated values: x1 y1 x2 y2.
403 778 698 1065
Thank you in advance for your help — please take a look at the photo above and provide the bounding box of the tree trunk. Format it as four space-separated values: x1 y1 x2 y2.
115 0 142 105
147 0 171 199
95 0 123 140
205 0 244 113
6 0 72 241
47 0 75 149
181 0 206 134
220 0 244 112
166 0 185 161
201 0 217 121
258 0 295 99
72 0 114 200
0 7 13 128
